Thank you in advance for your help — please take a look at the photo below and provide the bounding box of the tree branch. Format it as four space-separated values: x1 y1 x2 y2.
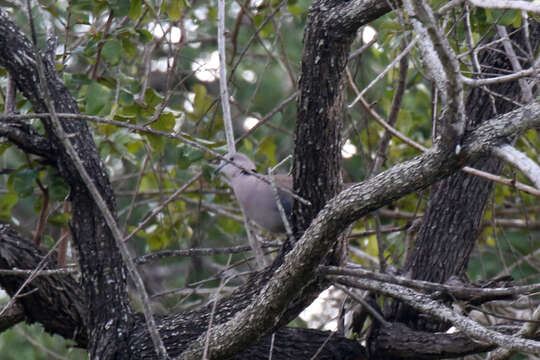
492 144 540 189
0 121 54 159
403 0 465 144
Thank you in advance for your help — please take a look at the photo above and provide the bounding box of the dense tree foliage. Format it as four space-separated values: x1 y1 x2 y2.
0 0 539 359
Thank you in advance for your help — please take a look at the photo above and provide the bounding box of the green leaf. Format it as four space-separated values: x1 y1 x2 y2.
0 193 18 221
253 13 274 38
86 82 112 115
144 87 164 108
48 213 72 227
102 39 122 65
287 3 303 17
151 112 175 132
168 0 183 20
0 142 12 156
202 163 214 182
191 84 215 117
121 38 137 60
257 136 276 164
186 146 204 162
137 29 153 43
48 177 69 202
128 0 143 20
146 133 164 152
12 169 39 198
109 0 131 17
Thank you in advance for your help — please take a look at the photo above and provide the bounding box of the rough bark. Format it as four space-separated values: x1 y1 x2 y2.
369 322 497 359
0 225 88 346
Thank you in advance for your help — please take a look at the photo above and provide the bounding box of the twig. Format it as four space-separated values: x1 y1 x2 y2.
404 0 465 142
496 25 533 103
461 67 539 87
235 91 298 145
268 333 275 360
348 36 377 60
0 229 64 318
217 0 235 154
334 284 389 325
371 37 409 174
122 154 150 232
57 201 70 267
308 330 335 360
123 172 202 243
348 38 417 108
16 325 70 360
135 241 280 265
0 267 78 276
268 159 293 239
242 213 268 269
202 255 233 359
347 94 540 197
323 266 540 299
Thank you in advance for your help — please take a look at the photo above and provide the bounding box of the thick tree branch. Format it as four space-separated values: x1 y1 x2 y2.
0 224 87 346
0 121 54 159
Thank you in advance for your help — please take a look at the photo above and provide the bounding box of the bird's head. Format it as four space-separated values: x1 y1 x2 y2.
214 152 257 180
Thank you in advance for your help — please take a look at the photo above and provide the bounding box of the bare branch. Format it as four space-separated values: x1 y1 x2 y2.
404 0 465 143
217 0 235 154
134 242 280 265
322 265 540 302
461 67 539 87
493 144 540 189
496 25 534 102
348 38 417 108
0 121 53 159
468 0 540 14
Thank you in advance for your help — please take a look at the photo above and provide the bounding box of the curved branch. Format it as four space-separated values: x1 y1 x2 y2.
493 144 540 189
0 225 87 346
0 121 54 159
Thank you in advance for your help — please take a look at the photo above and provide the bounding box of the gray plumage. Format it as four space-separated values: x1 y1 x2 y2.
215 152 292 233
